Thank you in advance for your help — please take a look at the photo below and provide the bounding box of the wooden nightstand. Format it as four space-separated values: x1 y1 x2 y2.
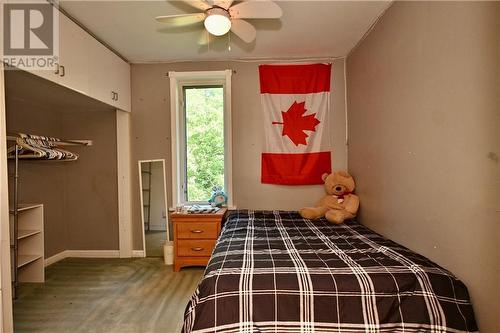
171 208 226 272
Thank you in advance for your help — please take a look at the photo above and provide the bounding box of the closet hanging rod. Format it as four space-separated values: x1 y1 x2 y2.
6 135 93 146
7 156 80 162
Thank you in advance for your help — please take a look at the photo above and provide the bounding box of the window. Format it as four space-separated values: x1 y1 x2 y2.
182 86 224 202
169 70 233 207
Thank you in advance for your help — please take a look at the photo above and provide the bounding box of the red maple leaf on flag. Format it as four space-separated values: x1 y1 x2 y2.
272 101 321 146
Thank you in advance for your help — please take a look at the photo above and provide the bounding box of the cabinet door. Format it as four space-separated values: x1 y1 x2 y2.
57 15 90 95
109 55 131 112
22 11 61 84
88 38 116 107
88 39 130 111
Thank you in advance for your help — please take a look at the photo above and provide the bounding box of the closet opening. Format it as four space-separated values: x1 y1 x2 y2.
3 69 119 330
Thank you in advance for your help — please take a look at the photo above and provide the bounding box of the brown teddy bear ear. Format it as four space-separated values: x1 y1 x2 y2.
337 170 351 178
321 173 330 182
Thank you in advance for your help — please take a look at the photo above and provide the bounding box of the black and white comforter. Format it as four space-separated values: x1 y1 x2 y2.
183 211 477 333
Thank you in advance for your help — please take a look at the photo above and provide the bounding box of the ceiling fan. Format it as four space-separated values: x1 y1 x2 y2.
155 0 283 44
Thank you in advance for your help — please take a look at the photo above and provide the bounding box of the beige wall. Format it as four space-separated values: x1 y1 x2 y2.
131 59 347 249
347 2 499 331
5 72 119 258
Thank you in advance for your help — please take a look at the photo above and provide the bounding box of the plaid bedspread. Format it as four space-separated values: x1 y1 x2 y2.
183 211 477 333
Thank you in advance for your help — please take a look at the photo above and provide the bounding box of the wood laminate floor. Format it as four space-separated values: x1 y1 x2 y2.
14 258 204 333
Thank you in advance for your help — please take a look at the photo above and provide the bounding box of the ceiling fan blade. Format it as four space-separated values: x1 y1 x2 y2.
181 0 212 11
155 13 205 26
229 1 282 19
230 19 256 43
212 0 233 10
198 30 210 45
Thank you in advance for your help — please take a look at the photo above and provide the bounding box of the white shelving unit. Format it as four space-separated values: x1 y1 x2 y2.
9 204 44 283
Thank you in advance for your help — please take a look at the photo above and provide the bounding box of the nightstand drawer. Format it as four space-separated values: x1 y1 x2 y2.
177 222 218 239
171 208 226 271
177 239 216 257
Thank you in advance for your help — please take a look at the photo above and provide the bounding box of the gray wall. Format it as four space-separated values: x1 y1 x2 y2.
7 95 68 256
5 72 119 257
346 2 499 331
60 110 119 253
131 59 347 249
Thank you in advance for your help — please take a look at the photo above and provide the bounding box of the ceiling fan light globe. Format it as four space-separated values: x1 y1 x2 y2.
204 8 231 36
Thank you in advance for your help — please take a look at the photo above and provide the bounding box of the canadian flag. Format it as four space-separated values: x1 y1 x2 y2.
259 63 332 185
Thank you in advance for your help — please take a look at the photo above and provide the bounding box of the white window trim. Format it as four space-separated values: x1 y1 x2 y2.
169 70 233 208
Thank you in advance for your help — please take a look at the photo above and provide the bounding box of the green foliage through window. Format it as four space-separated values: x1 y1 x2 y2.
184 86 225 202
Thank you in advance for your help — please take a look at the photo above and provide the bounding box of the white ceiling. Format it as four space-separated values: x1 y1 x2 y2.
59 1 391 63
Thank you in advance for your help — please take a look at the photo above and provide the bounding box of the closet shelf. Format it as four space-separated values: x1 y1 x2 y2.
17 255 42 268
9 203 45 285
9 203 43 214
18 229 42 240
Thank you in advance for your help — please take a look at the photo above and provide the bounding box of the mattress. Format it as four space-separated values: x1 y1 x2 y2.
183 210 477 333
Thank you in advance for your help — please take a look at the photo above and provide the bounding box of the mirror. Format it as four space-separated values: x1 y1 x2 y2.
139 160 170 258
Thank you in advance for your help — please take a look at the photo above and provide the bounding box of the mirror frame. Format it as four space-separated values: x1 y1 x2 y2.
138 159 170 257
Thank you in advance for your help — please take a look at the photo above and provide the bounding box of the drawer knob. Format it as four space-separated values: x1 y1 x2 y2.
191 247 204 252
190 229 204 234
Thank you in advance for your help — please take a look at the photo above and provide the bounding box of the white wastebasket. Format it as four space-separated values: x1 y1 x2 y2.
163 240 174 265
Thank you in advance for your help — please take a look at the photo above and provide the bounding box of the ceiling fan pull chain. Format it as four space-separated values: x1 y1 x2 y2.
228 31 231 51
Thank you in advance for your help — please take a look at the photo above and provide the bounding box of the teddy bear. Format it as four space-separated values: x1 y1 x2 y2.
299 171 360 224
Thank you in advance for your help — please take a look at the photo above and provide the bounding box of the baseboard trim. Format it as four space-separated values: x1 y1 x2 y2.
132 250 145 258
44 251 68 267
45 250 121 267
67 250 120 258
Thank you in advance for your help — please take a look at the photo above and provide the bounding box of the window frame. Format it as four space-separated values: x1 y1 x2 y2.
169 70 233 208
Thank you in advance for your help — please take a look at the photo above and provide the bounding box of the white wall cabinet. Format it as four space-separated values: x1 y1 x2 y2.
26 13 131 111
88 40 131 112
57 14 91 96
109 54 131 112
88 41 117 107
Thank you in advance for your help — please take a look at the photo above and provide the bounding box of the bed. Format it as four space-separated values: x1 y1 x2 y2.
183 210 477 333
